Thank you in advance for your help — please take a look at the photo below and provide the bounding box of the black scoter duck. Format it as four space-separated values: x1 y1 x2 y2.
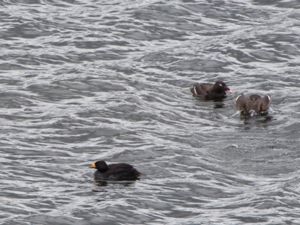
191 80 230 100
89 160 141 181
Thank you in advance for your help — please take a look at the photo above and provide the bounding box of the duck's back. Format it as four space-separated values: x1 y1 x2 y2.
95 163 140 181
191 83 211 96
236 94 271 115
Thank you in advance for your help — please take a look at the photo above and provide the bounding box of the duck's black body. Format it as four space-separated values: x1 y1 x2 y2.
90 161 140 181
191 81 230 100
235 94 271 116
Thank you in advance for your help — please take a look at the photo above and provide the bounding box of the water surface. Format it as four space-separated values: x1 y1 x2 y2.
0 0 300 224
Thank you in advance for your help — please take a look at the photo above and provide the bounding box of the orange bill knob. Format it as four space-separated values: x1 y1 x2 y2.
89 162 96 168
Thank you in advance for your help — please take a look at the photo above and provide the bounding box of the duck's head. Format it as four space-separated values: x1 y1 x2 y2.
89 160 109 172
213 81 230 93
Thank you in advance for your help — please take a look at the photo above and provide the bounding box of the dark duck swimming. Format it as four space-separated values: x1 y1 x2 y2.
191 80 230 100
89 160 141 181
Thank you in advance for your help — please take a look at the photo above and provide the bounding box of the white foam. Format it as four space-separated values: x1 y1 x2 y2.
231 111 241 117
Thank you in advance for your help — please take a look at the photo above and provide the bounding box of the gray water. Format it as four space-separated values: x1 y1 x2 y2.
0 0 300 224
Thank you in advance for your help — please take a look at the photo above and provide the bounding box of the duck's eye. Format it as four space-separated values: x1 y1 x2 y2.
219 83 223 87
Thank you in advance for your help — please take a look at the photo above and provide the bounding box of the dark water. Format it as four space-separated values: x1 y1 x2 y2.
0 0 300 224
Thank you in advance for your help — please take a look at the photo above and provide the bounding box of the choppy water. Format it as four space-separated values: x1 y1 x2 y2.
0 0 300 224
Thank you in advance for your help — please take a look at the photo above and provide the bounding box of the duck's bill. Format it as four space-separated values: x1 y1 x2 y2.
89 163 96 168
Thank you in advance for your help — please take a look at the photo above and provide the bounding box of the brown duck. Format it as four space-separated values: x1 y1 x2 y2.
235 94 271 116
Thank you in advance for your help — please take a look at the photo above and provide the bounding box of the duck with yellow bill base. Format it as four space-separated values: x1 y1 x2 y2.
89 160 141 181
